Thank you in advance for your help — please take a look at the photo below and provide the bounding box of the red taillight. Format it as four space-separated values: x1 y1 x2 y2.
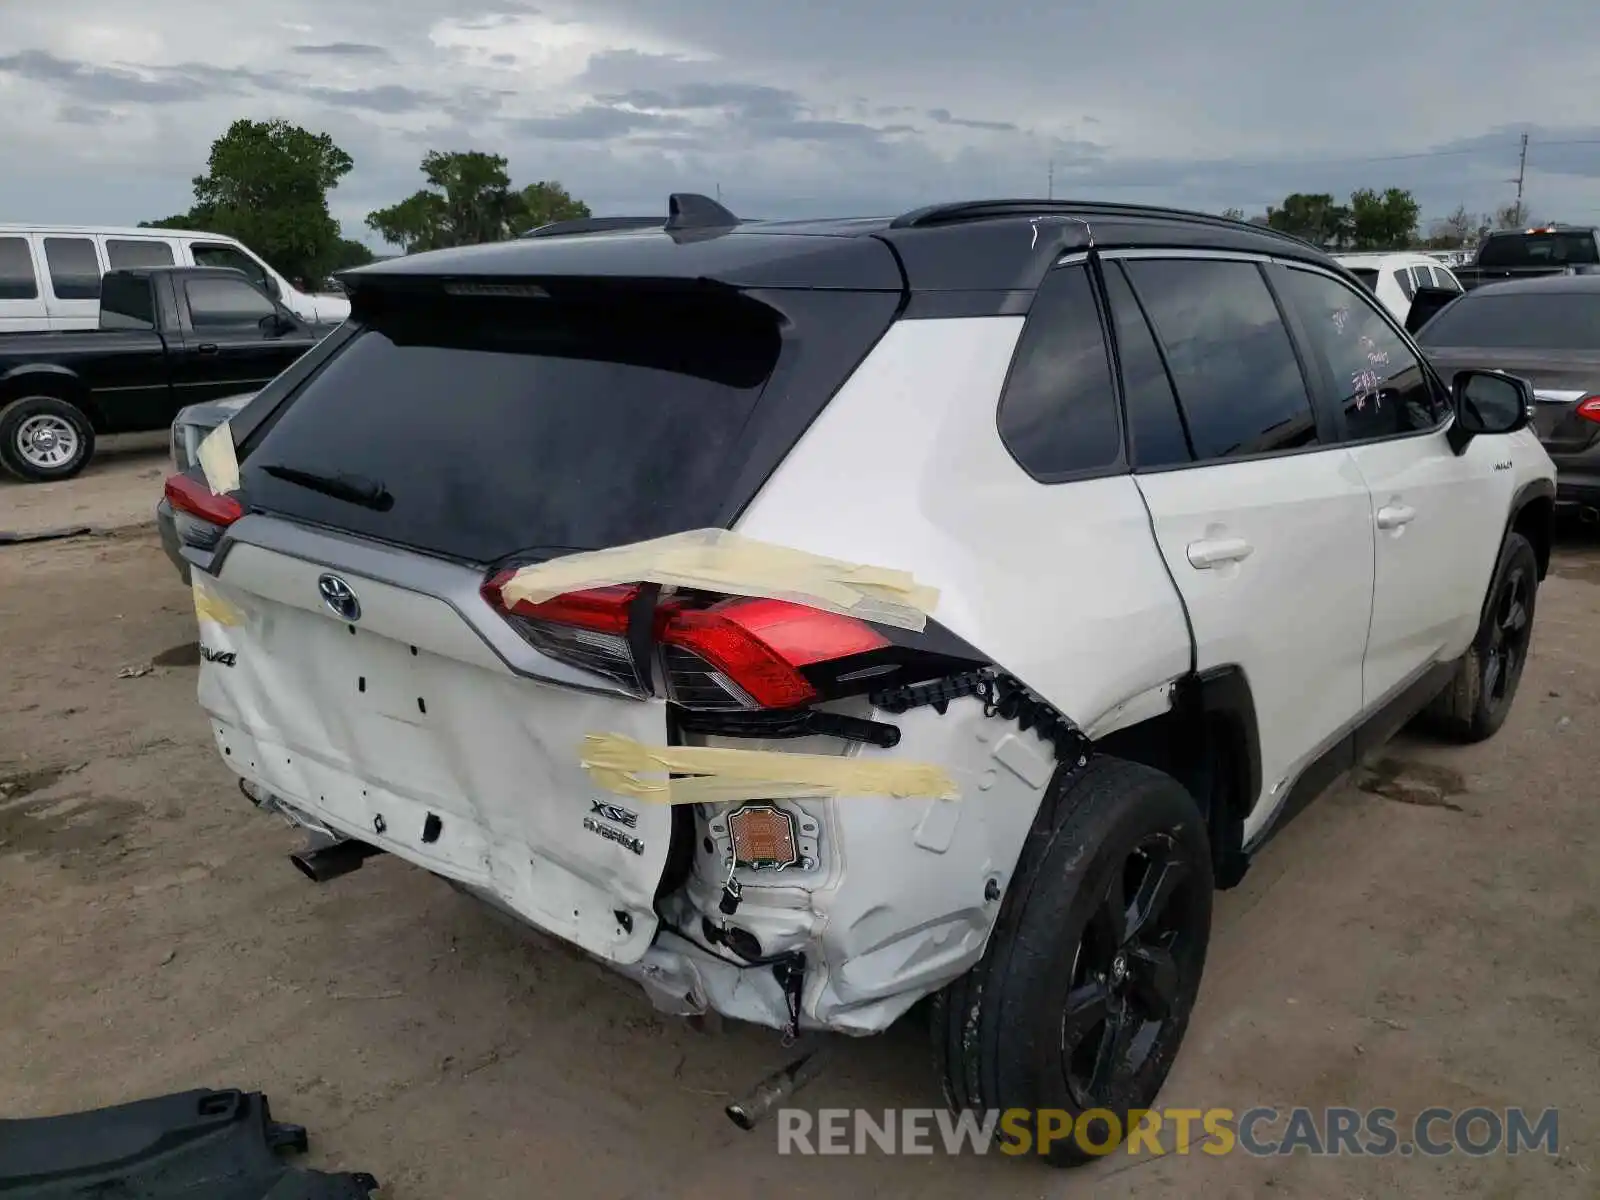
479 574 890 710
657 597 890 709
1577 396 1600 424
481 576 646 691
164 473 243 526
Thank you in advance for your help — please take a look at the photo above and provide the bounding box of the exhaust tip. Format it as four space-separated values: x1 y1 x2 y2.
725 1104 758 1132
289 840 380 884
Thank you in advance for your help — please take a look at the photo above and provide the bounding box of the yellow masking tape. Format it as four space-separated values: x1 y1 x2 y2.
196 421 240 495
193 579 243 627
498 528 939 632
579 733 960 806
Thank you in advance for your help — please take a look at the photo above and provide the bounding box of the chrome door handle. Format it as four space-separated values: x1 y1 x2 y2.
1186 537 1253 569
1376 504 1416 530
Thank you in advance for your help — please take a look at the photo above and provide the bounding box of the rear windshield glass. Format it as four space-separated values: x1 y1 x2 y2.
1477 231 1600 267
240 287 783 564
1416 292 1600 350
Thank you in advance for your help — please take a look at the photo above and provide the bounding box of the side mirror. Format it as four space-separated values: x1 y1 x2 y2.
260 312 298 337
261 275 281 299
1405 285 1458 335
1448 369 1532 454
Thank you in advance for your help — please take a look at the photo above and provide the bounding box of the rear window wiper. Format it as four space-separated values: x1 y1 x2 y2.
258 463 394 512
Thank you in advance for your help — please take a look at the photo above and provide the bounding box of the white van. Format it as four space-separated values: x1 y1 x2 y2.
0 225 352 332
1332 251 1463 325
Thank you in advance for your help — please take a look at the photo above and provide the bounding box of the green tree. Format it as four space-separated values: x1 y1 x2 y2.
367 150 521 252
1347 187 1420 250
367 152 593 252
509 181 591 235
142 119 353 284
1266 193 1351 248
324 237 376 273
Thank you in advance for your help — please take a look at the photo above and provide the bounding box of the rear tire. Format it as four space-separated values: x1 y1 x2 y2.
1419 531 1538 744
0 395 96 482
931 755 1213 1167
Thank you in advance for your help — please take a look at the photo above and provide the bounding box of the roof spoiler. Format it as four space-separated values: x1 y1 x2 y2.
521 194 743 240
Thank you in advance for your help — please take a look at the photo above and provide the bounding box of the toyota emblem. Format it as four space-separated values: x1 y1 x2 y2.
317 573 361 622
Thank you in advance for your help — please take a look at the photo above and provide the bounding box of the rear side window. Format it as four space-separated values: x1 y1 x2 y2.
107 239 174 269
1102 262 1192 468
100 274 156 330
42 237 100 300
1124 258 1318 461
1275 266 1448 441
997 263 1121 479
0 237 37 300
1348 267 1379 292
1394 269 1416 300
241 288 786 564
186 276 276 329
1417 291 1600 350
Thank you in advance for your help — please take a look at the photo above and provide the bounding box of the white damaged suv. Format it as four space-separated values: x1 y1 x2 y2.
164 195 1555 1164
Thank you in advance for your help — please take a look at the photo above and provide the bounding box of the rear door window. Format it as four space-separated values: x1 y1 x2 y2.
1123 258 1318 461
0 237 38 300
42 237 101 300
1394 268 1416 300
996 263 1122 479
1102 261 1192 468
240 288 787 564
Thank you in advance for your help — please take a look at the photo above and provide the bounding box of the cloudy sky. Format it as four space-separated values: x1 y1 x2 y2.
3 0 1600 248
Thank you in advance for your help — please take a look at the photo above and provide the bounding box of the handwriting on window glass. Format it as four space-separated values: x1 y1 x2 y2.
1331 307 1349 334
1350 368 1384 410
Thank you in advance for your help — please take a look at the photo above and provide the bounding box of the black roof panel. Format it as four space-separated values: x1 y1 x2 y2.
349 197 1339 296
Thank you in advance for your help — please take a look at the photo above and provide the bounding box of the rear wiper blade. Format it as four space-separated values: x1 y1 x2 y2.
259 463 393 512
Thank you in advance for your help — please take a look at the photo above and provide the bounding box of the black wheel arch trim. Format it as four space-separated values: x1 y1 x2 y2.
1503 476 1556 583
1180 665 1259 888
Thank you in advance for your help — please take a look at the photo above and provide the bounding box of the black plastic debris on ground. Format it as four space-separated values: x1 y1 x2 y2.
0 1088 378 1198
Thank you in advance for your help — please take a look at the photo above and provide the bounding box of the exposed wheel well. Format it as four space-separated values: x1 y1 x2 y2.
1092 668 1257 889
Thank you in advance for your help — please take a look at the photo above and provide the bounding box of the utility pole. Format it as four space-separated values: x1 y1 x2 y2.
1513 132 1529 214
1047 158 1054 200
715 183 722 204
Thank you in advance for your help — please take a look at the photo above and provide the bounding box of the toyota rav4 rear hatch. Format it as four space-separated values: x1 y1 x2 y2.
183 261 904 964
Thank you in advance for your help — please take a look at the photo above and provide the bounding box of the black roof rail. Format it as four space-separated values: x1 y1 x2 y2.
521 215 663 239
665 192 740 232
889 197 1314 248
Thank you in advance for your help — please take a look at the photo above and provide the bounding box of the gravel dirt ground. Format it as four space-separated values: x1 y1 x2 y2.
2 449 1597 1199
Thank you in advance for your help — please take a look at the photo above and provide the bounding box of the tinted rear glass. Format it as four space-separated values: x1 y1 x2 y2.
1348 268 1379 291
1416 292 1600 350
241 289 784 564
1477 231 1599 267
